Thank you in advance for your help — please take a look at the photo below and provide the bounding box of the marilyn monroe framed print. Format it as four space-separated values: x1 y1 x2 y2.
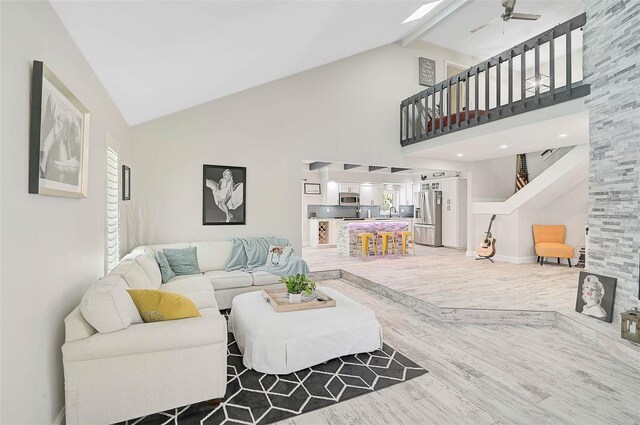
202 164 246 225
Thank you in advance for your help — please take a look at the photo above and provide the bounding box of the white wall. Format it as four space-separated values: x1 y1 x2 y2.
131 42 470 254
0 2 132 423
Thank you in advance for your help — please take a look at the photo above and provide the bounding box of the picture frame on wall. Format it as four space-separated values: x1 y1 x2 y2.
202 164 246 225
304 183 321 195
29 60 91 198
574 271 617 323
122 165 131 200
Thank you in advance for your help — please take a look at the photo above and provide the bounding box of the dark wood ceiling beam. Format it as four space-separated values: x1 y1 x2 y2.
390 167 411 173
368 166 386 172
343 164 360 170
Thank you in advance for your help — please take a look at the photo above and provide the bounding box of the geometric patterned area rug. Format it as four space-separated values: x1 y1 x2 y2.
120 311 427 425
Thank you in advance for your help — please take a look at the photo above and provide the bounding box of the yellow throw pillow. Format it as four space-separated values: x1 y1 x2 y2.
127 289 201 323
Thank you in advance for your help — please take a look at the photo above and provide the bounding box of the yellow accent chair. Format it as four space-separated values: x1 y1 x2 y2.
532 224 574 267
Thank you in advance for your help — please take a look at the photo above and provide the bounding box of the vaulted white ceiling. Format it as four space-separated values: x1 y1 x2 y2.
422 0 584 59
51 0 427 125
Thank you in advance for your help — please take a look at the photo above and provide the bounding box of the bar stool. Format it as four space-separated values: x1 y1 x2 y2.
396 231 416 256
355 233 377 259
377 231 397 256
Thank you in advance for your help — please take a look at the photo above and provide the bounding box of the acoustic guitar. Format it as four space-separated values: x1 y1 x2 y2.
476 215 497 261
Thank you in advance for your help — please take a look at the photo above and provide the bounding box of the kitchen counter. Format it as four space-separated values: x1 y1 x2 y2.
336 220 409 256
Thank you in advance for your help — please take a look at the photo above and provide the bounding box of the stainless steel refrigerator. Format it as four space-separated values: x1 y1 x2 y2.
413 190 442 247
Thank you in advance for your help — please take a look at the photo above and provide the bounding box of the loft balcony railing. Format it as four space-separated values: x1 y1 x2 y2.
400 13 590 147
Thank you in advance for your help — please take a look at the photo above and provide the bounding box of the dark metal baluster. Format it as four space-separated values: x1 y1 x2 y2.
521 46 527 100
447 80 452 131
465 73 470 125
485 62 490 112
566 25 572 94
431 89 436 135
496 58 501 110
456 76 460 128
508 53 513 104
534 40 540 97
475 68 479 123
549 33 555 96
439 86 444 131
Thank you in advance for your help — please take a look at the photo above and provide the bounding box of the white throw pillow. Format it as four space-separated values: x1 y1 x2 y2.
265 245 294 266
112 260 154 289
80 275 143 333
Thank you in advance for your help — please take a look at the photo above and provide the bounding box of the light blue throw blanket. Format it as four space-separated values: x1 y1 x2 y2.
225 237 310 276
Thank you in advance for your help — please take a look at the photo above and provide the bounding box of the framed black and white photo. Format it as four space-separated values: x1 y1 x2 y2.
203 164 246 225
304 183 321 195
122 165 131 200
29 61 90 198
575 271 617 323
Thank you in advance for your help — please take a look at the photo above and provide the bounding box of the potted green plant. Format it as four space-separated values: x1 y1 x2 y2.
280 274 316 304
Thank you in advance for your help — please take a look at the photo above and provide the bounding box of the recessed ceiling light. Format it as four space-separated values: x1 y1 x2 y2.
500 145 509 149
456 153 464 157
558 133 569 138
402 1 443 24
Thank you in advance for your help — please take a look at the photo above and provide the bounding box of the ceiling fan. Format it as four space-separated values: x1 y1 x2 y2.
470 0 541 33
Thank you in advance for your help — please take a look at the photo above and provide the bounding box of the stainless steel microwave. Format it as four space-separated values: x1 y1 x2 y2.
339 192 360 206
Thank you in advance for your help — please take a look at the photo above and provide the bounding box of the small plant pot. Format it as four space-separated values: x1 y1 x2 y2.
288 293 302 304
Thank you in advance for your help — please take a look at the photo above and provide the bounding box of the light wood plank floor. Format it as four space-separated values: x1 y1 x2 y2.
303 246 580 312
277 279 640 425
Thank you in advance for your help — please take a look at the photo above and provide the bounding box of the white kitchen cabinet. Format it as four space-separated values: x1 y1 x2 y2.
399 184 414 205
360 185 374 206
373 184 384 206
339 182 360 194
325 181 339 205
329 221 338 245
439 178 467 249
309 219 338 248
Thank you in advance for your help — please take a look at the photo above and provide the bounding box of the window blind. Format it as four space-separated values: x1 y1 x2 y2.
106 144 120 273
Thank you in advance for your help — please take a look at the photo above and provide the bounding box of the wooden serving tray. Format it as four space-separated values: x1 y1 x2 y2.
262 288 336 313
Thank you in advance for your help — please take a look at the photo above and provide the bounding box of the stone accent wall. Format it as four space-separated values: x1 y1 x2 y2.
584 0 640 323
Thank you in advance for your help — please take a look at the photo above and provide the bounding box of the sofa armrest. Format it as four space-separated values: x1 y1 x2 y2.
62 311 227 362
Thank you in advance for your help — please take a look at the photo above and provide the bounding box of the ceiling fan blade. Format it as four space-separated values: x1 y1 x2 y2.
470 17 500 33
510 13 541 21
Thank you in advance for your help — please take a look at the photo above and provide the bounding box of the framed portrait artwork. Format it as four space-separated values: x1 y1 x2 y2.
574 271 617 323
122 165 131 201
304 183 321 195
203 165 246 225
29 61 90 198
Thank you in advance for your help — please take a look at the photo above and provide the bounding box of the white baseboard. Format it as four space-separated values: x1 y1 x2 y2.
54 406 65 425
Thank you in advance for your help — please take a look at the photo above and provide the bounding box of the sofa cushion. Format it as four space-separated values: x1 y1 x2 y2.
135 254 162 288
111 260 154 289
193 241 233 272
127 289 201 323
163 247 200 276
156 251 177 283
80 275 143 333
251 271 282 286
535 242 574 258
162 275 213 294
204 270 253 290
184 290 218 310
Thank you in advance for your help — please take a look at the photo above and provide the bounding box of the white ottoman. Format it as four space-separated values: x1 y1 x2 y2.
228 286 383 375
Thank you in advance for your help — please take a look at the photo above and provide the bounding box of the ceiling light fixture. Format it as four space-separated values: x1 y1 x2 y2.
456 153 464 157
500 145 509 149
558 133 569 138
402 1 443 24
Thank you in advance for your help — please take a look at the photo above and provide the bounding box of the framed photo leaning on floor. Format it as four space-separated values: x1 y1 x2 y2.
202 164 246 225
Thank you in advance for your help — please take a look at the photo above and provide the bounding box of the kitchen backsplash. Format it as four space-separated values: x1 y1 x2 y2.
308 205 414 218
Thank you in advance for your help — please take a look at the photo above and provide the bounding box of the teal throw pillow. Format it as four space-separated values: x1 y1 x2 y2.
156 251 176 283
163 247 200 276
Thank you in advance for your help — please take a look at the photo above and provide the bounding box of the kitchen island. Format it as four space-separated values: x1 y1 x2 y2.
336 220 409 256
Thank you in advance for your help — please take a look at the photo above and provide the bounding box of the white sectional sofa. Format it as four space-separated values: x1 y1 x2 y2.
62 240 285 425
